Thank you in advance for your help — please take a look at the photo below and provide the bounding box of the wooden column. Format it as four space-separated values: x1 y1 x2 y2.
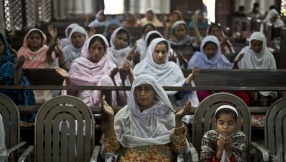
0 0 4 34
170 0 203 14
215 0 235 28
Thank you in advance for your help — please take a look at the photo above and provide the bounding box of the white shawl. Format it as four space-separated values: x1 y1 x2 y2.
135 37 146 60
109 27 132 68
63 26 88 69
188 36 233 69
127 38 199 107
88 10 107 27
60 23 79 48
0 114 6 162
261 9 284 32
115 74 176 148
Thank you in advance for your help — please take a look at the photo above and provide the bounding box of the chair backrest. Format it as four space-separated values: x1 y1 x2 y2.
192 92 251 161
34 95 95 162
0 93 20 149
265 97 286 162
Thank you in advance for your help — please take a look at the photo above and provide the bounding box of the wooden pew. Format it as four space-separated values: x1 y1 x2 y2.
266 23 281 47
246 17 262 39
279 28 286 69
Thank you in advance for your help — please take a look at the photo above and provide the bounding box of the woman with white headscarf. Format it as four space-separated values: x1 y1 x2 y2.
235 32 277 107
59 23 79 48
261 9 284 34
101 74 191 161
61 26 88 69
86 10 107 27
125 38 199 108
109 27 132 68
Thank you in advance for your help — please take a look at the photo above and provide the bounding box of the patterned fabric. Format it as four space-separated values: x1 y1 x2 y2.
0 33 36 122
200 130 247 162
101 131 186 162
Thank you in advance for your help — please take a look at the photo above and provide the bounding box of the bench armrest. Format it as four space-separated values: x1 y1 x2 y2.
259 145 279 162
17 145 34 162
7 142 26 156
90 146 100 162
251 141 270 162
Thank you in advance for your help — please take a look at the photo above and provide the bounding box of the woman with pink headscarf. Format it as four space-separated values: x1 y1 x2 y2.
55 34 126 106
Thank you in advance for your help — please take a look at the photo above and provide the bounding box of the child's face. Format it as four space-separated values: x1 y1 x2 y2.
98 14 105 21
251 40 263 53
108 25 119 36
71 32 85 48
210 26 221 39
204 43 217 59
89 40 105 63
152 43 167 64
115 33 128 49
216 113 237 137
28 32 42 49
0 39 4 55
174 24 187 40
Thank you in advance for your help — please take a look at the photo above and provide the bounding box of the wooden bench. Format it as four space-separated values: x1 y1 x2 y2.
246 17 262 39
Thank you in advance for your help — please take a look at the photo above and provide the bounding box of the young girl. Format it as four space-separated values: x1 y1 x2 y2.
17 28 56 105
109 27 132 68
188 36 243 102
55 34 125 106
168 20 202 61
200 105 248 162
61 26 88 69
163 10 185 39
60 23 79 48
207 24 235 54
103 19 122 46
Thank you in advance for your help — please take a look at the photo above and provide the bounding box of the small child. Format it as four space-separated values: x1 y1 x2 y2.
200 105 248 162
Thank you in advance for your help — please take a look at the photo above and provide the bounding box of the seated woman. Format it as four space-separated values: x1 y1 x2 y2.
135 23 156 60
207 24 235 54
235 32 277 107
140 8 162 27
122 12 140 27
261 9 284 35
168 20 202 61
0 33 36 122
200 105 247 162
125 38 199 108
163 10 185 39
101 74 191 161
86 10 107 27
55 34 125 106
188 36 244 102
103 19 122 46
189 10 209 28
61 26 88 69
17 28 56 105
109 27 132 68
60 23 79 48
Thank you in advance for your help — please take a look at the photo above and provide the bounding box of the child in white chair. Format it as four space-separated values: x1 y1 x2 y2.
200 105 247 162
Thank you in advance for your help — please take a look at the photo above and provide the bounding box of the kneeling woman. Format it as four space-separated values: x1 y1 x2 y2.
101 74 191 161
56 34 125 106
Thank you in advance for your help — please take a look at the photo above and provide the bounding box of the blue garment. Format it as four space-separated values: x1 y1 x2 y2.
0 33 36 122
104 19 122 46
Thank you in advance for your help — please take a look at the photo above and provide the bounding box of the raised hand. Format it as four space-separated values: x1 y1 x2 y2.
88 27 96 38
163 16 168 27
127 43 137 61
14 55 25 69
55 66 70 79
175 100 192 119
178 53 188 69
169 51 177 63
109 67 120 79
194 16 198 27
8 44 18 57
224 136 233 151
234 53 244 63
101 95 114 117
48 24 57 38
125 60 132 73
186 66 200 85
133 51 141 64
56 39 63 53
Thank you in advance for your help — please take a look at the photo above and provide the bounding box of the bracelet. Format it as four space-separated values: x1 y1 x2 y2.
175 125 186 130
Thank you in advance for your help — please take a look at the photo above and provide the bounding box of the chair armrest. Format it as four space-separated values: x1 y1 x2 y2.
259 145 279 162
17 145 34 162
7 142 26 155
189 142 199 162
251 141 270 162
90 146 100 162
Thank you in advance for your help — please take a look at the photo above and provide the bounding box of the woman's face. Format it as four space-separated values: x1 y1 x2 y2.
210 26 221 39
216 113 237 137
89 40 105 63
196 13 203 22
204 43 217 59
251 40 263 53
0 39 4 55
172 13 179 22
98 13 105 21
143 25 154 38
126 14 134 22
115 33 128 49
28 32 42 49
135 84 156 111
174 24 187 40
108 25 119 36
147 11 153 20
270 15 278 23
71 32 85 48
152 43 168 64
